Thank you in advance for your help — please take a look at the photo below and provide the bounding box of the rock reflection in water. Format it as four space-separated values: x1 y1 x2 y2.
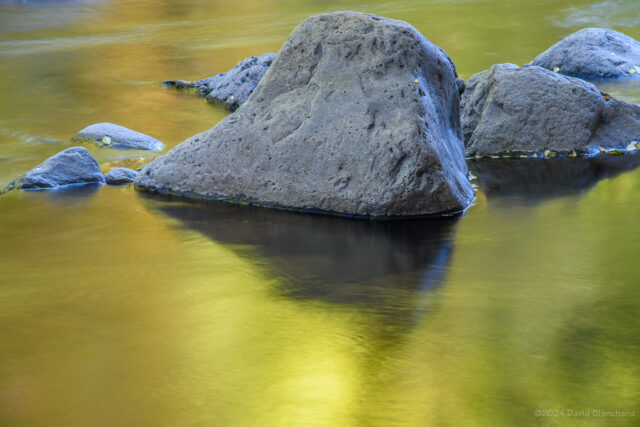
469 152 640 202
141 194 459 312
21 182 102 207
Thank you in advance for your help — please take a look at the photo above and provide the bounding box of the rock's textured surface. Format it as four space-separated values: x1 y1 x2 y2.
5 147 105 191
136 11 474 218
163 53 277 111
72 123 164 151
105 167 138 185
532 28 640 78
461 64 640 156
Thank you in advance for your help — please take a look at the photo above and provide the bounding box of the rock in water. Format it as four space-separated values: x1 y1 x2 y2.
136 12 474 218
105 167 138 185
531 28 640 78
5 147 105 191
163 53 277 111
72 123 164 151
461 64 640 157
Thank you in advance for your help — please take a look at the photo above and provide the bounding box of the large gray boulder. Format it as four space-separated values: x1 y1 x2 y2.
532 28 640 78
72 123 164 151
461 64 640 157
136 12 474 218
163 53 276 111
4 147 105 191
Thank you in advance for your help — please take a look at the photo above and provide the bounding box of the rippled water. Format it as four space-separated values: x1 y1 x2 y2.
1 1 640 425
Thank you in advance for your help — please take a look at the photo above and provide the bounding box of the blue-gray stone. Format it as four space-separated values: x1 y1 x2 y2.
6 147 105 191
163 53 277 111
105 167 138 185
72 123 164 151
532 28 640 78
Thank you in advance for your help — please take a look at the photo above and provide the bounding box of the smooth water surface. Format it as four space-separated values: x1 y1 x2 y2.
1 0 640 425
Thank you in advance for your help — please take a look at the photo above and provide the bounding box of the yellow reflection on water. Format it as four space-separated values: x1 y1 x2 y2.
2 0 640 425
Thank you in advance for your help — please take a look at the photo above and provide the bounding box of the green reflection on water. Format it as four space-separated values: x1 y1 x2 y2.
1 0 640 425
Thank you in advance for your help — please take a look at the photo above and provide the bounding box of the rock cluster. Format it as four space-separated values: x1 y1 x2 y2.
7 15 640 215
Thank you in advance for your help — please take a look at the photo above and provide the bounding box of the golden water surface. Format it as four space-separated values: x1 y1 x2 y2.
1 0 640 426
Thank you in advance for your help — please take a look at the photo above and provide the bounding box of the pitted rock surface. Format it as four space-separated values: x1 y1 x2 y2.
462 64 640 156
137 11 474 218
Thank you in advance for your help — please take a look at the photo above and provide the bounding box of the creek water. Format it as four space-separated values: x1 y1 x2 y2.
1 0 640 425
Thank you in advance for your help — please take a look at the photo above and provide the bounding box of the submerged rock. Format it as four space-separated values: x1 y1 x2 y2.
136 11 474 218
105 167 138 185
461 64 640 156
163 53 276 111
5 147 105 191
72 123 164 151
531 28 640 78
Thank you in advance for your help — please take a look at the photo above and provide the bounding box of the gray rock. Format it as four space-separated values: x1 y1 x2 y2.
5 147 105 191
105 167 138 185
136 11 474 218
532 28 640 78
461 64 640 156
72 123 164 151
163 53 277 111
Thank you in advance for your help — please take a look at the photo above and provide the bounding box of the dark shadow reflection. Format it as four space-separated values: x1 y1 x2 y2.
22 182 102 207
469 153 640 202
139 193 460 312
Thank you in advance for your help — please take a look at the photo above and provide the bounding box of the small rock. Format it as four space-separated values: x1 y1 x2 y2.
105 167 138 185
461 64 640 156
532 28 640 78
72 123 164 151
163 53 277 111
5 147 105 191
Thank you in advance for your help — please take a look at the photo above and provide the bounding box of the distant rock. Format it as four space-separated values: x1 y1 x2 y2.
163 53 277 111
72 123 164 151
532 28 640 78
105 167 138 185
137 12 474 218
4 147 105 191
461 64 640 156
